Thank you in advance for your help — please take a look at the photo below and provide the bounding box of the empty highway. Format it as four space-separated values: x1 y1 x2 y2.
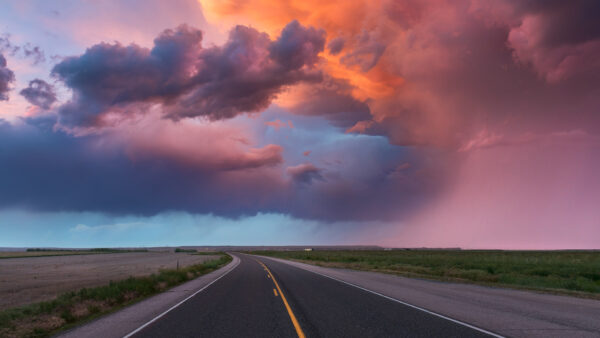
126 253 496 338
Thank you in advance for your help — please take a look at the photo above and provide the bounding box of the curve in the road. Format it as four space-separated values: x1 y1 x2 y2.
127 253 500 337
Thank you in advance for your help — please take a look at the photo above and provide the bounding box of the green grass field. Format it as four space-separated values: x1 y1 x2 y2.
0 253 231 337
252 250 600 297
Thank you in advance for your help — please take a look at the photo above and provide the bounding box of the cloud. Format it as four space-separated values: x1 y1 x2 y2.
0 54 15 101
265 119 293 131
205 0 600 149
100 111 285 171
269 20 325 70
287 162 324 184
21 44 46 65
327 37 345 55
52 20 326 127
201 0 600 244
0 118 288 216
3 0 600 248
20 79 57 109
279 76 372 128
0 34 46 65
0 115 431 222
471 0 600 83
340 30 387 72
393 133 600 249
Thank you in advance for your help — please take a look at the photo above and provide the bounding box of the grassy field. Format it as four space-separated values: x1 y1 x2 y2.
252 250 600 297
0 253 231 338
0 248 148 259
174 248 197 253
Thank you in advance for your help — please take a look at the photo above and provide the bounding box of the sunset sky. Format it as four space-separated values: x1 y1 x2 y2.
1 0 599 249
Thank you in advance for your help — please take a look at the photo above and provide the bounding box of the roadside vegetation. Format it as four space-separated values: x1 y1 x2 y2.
193 251 220 255
174 248 197 253
252 250 600 298
1 248 148 259
0 253 231 337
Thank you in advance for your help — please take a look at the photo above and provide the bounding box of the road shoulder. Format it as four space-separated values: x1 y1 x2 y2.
257 255 600 338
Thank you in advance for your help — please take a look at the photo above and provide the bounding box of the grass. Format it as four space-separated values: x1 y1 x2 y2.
251 250 600 298
174 248 197 253
0 248 148 259
0 253 231 337
193 251 220 255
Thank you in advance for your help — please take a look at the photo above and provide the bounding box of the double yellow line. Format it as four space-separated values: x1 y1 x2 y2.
256 260 306 338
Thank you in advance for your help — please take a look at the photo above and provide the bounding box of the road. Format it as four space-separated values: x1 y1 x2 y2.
129 253 495 337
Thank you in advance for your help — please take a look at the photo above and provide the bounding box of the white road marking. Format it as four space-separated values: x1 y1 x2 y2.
259 256 505 338
122 254 240 338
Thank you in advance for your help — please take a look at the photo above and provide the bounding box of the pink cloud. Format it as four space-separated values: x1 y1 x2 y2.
107 113 283 171
507 16 600 83
265 119 294 131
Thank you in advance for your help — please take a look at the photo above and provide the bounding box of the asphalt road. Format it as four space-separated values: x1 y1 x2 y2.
130 253 496 338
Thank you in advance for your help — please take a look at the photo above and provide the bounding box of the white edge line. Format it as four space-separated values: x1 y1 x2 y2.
258 256 505 338
122 254 240 338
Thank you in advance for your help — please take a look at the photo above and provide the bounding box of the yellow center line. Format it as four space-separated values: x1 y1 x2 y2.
256 259 306 338
273 288 278 297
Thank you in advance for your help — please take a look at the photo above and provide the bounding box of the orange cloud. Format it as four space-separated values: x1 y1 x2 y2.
200 0 405 116
265 119 294 131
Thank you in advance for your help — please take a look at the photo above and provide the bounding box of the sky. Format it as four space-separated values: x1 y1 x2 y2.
0 0 599 249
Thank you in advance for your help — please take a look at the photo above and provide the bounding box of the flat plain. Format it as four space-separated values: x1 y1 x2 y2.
0 252 218 310
253 250 600 298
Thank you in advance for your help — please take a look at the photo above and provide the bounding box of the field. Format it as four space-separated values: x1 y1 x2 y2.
0 248 147 259
0 252 230 337
252 250 600 297
0 251 218 310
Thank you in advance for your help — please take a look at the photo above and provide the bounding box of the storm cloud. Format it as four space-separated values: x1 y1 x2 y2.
2 0 600 248
52 20 325 127
0 116 429 222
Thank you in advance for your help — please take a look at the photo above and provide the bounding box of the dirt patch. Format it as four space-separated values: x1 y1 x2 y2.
0 252 218 310
2 314 66 338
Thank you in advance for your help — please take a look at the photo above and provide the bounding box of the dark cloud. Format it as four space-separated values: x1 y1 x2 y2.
287 163 324 184
0 119 431 222
52 20 326 127
327 37 345 55
467 0 600 83
286 77 372 128
508 0 600 48
269 20 325 69
0 120 286 216
0 54 15 101
20 79 57 109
